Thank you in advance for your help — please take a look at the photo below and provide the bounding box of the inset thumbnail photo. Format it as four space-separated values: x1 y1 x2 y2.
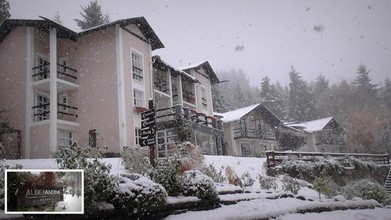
5 169 84 214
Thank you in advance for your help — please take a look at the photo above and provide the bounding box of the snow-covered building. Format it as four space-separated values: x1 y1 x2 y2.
220 103 281 157
286 117 346 153
0 16 165 159
152 56 224 157
0 16 224 159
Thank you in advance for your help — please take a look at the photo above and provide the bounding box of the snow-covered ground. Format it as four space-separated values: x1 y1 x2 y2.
3 155 391 219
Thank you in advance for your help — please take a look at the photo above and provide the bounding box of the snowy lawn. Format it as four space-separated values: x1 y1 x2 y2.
3 155 391 219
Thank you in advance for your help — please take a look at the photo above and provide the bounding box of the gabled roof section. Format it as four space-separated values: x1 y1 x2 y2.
0 16 164 50
0 17 77 41
152 55 199 83
286 117 339 132
221 103 281 127
181 61 220 84
78 17 164 50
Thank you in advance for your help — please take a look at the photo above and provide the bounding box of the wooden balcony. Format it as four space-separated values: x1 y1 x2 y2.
233 128 275 140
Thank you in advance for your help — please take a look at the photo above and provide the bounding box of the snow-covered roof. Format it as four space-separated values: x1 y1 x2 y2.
0 16 164 50
286 117 334 132
152 56 199 83
180 61 220 84
220 104 260 123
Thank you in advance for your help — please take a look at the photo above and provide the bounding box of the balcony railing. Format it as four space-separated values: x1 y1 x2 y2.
234 128 275 140
32 63 77 83
155 105 223 130
32 103 78 122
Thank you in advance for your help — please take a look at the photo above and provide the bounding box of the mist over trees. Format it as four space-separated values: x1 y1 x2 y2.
74 0 110 30
212 65 391 154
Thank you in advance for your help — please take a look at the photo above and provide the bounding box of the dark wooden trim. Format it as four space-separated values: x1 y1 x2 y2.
121 26 149 44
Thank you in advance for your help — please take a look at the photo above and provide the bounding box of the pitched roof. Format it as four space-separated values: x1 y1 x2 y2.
0 16 164 50
152 55 199 83
181 61 220 84
220 103 281 127
286 117 334 132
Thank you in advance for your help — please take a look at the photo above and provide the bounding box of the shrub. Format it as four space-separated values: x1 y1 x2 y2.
341 179 390 203
241 171 255 188
121 147 152 176
182 170 218 201
201 164 226 183
54 143 117 205
225 165 242 187
175 142 205 172
152 156 183 196
110 173 167 216
259 175 277 191
281 176 301 195
313 177 332 199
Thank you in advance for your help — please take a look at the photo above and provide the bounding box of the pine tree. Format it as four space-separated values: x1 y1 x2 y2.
288 67 316 122
0 0 10 23
260 77 287 120
312 74 331 118
74 0 110 30
380 78 391 110
353 64 378 105
52 11 63 24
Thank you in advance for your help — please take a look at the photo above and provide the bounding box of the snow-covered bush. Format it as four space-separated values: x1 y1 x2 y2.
121 146 152 176
282 176 301 195
54 143 117 205
225 165 242 187
313 177 332 199
182 170 218 201
175 142 205 172
201 164 226 183
110 173 167 216
341 179 389 203
152 156 184 196
241 171 255 188
259 175 277 191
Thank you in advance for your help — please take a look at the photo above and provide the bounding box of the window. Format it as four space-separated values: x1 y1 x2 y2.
89 129 97 148
33 93 50 121
135 128 141 145
132 51 143 83
182 79 195 105
36 56 49 80
201 86 208 111
154 69 170 94
133 89 144 107
59 94 68 113
156 129 177 158
58 130 73 150
241 143 251 157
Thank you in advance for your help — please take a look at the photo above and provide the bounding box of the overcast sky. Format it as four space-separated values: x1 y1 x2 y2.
9 0 391 86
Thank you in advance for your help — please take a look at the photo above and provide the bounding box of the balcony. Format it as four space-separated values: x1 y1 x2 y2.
32 103 78 123
31 63 78 93
155 105 223 130
234 127 275 140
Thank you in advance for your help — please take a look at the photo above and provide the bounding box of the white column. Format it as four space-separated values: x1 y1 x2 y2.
178 75 183 105
115 25 127 152
49 28 58 154
25 27 34 159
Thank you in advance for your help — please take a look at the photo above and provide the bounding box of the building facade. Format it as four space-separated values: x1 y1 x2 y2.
0 17 164 158
220 104 281 157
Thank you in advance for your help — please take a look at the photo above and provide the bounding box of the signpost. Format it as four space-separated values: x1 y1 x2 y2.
141 100 156 166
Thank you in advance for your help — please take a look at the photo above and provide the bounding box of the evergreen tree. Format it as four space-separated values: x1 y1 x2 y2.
312 74 331 118
0 0 10 23
380 78 391 110
353 64 378 105
74 0 110 30
212 83 229 112
52 11 63 24
288 67 316 122
260 77 287 120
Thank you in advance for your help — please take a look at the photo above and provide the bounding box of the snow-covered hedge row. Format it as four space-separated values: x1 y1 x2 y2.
341 179 390 203
110 173 167 216
182 170 219 201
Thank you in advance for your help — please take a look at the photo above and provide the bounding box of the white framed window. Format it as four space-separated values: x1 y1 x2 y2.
133 89 144 107
58 57 68 79
201 86 208 111
58 129 73 150
35 55 49 80
132 51 143 83
135 128 141 146
59 94 68 113
33 92 50 121
156 129 177 158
